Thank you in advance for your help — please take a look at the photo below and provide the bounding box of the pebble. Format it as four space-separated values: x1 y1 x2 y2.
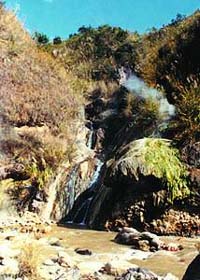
75 248 92 255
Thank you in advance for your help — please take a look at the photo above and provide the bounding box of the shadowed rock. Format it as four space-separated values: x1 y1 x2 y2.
182 254 200 280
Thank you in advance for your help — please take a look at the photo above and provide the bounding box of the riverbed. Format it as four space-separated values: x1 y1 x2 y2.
46 225 198 279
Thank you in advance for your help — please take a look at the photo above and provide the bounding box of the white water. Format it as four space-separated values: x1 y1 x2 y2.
68 159 104 225
88 159 103 189
86 126 94 149
120 69 175 121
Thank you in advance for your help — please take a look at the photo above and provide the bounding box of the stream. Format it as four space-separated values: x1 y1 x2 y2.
46 225 198 279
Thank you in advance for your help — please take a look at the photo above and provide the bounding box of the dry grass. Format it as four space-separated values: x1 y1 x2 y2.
0 6 85 193
18 242 41 280
0 6 81 130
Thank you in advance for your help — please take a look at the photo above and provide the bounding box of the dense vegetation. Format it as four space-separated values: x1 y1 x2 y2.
45 12 199 147
44 25 136 80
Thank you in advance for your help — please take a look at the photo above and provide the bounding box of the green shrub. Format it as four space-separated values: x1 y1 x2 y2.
145 138 189 201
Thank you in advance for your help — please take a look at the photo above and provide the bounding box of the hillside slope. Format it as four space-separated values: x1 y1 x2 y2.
0 5 86 214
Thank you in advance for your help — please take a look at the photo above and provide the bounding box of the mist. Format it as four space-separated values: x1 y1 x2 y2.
120 71 175 121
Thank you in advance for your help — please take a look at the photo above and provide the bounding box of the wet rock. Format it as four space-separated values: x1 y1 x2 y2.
114 231 139 246
75 248 92 255
138 240 150 252
182 254 200 280
114 227 140 246
114 227 165 251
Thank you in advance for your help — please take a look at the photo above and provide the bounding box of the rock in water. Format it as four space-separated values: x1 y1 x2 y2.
182 254 200 280
75 248 92 255
117 268 178 280
116 267 160 279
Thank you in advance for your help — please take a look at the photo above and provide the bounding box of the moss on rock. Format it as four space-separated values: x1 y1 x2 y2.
109 138 189 201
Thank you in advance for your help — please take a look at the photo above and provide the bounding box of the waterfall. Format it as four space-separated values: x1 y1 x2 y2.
86 124 95 149
66 159 104 225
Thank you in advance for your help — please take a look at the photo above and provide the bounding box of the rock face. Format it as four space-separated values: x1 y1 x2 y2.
182 254 200 280
85 138 199 235
41 157 96 222
182 142 200 168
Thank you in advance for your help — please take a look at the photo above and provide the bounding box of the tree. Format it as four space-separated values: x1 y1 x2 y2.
33 32 49 45
53 36 62 44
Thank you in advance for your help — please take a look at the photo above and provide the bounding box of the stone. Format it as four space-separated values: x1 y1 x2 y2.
122 227 140 235
138 240 150 251
75 248 92 255
117 267 160 280
114 231 140 246
48 237 62 246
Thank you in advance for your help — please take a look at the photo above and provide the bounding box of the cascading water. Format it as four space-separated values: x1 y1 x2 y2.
66 159 104 225
86 124 95 149
63 68 176 227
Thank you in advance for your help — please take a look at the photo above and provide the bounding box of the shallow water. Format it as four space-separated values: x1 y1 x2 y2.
46 225 199 279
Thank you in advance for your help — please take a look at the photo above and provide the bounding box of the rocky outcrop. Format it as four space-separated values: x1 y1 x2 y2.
182 254 200 280
182 142 200 168
84 138 200 234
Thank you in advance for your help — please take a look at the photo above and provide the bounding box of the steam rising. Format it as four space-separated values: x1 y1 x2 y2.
120 69 175 121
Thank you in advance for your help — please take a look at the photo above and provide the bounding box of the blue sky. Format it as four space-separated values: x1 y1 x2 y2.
6 0 200 39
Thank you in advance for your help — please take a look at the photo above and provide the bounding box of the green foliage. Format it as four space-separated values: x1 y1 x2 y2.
144 139 189 201
167 82 200 145
33 32 49 45
136 10 200 97
53 36 62 44
27 163 53 190
134 10 200 145
111 138 189 202
170 13 186 26
47 25 136 81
